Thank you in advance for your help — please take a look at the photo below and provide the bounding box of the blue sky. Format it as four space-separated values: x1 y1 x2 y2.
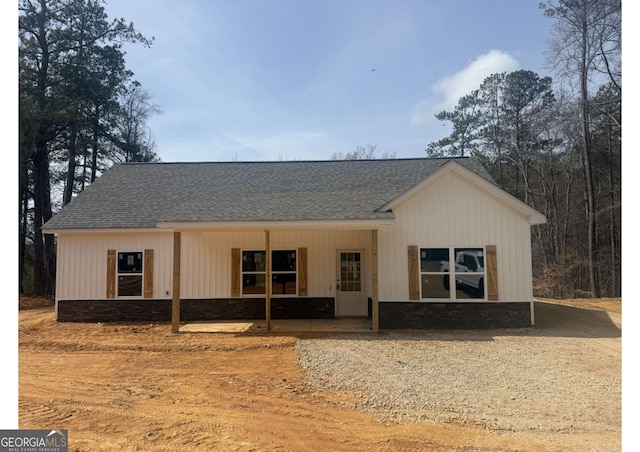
104 0 555 162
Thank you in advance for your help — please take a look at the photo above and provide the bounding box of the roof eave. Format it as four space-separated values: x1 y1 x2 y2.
156 218 395 231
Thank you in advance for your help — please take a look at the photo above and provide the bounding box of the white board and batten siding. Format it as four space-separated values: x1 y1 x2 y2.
377 170 535 303
180 230 372 299
55 232 174 301
56 229 374 301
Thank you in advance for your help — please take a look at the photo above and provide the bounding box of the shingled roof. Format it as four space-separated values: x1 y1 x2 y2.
42 157 495 230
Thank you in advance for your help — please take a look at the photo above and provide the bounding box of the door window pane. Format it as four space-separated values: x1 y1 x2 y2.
340 253 361 292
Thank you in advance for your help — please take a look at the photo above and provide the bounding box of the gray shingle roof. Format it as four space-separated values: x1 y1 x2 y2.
43 157 495 230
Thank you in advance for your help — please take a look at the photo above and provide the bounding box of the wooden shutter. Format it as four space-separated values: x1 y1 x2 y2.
106 250 116 299
144 249 154 298
408 245 420 300
298 247 308 296
231 248 241 297
486 245 499 300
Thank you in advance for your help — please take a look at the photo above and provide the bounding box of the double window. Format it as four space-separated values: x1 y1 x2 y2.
117 251 143 297
420 247 485 300
242 250 297 295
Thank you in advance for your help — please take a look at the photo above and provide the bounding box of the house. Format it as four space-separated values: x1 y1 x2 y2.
42 157 546 331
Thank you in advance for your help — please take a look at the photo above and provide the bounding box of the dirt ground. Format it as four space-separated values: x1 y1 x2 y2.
19 297 621 451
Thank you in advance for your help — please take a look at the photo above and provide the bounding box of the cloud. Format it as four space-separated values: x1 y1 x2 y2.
411 49 520 126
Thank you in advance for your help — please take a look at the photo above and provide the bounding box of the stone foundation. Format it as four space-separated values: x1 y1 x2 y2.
378 301 532 329
56 298 335 322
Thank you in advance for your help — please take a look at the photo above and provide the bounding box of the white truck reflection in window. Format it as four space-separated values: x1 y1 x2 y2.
441 249 485 298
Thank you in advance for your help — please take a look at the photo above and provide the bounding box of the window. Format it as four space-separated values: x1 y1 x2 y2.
241 249 297 296
117 251 143 297
420 247 485 300
271 250 297 295
242 250 266 295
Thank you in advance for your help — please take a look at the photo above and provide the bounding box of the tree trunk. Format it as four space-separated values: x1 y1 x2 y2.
91 114 99 182
63 120 78 205
32 133 52 295
579 10 599 298
608 126 619 297
19 176 29 294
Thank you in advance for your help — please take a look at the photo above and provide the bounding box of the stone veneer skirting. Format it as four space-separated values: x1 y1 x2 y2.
379 301 532 329
56 298 335 322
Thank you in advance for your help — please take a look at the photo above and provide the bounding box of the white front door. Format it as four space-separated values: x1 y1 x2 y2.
336 250 367 317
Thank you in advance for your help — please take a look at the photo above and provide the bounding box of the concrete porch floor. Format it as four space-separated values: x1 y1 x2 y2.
179 318 373 333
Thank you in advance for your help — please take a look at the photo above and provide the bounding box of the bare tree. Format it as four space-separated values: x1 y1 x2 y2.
331 144 396 160
541 0 621 297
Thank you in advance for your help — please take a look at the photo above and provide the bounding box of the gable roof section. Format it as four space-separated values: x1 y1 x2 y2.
42 157 503 231
380 160 547 225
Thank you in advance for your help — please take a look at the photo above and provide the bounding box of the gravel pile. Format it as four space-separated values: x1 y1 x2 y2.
295 330 621 434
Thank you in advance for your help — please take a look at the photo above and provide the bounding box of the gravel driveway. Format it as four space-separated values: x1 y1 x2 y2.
295 301 621 437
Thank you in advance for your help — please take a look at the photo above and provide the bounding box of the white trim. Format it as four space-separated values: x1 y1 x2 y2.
336 248 367 317
419 246 487 302
45 221 390 234
156 219 393 231
378 160 546 225
116 250 144 299
43 228 171 235
240 248 299 297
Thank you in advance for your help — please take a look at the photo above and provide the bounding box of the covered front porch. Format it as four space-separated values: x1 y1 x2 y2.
164 221 387 333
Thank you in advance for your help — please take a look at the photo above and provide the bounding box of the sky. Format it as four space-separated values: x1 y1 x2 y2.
102 0 555 163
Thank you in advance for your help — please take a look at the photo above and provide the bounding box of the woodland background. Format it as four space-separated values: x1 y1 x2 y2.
19 0 621 299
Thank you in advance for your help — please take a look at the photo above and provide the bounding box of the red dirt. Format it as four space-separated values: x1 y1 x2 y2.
19 296 621 451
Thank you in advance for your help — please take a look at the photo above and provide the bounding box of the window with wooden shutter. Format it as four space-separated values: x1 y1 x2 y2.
106 250 116 298
412 246 495 301
117 251 143 297
486 245 499 300
231 248 241 297
298 247 307 296
144 249 154 298
408 246 420 300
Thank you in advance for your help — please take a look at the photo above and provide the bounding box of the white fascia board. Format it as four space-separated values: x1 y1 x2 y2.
42 227 172 235
155 219 394 231
379 160 547 225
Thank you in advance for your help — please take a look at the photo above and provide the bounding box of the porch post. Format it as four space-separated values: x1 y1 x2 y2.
265 230 272 331
171 231 181 333
372 229 379 331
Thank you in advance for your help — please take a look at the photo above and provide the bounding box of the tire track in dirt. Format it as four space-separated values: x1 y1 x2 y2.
19 297 620 451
